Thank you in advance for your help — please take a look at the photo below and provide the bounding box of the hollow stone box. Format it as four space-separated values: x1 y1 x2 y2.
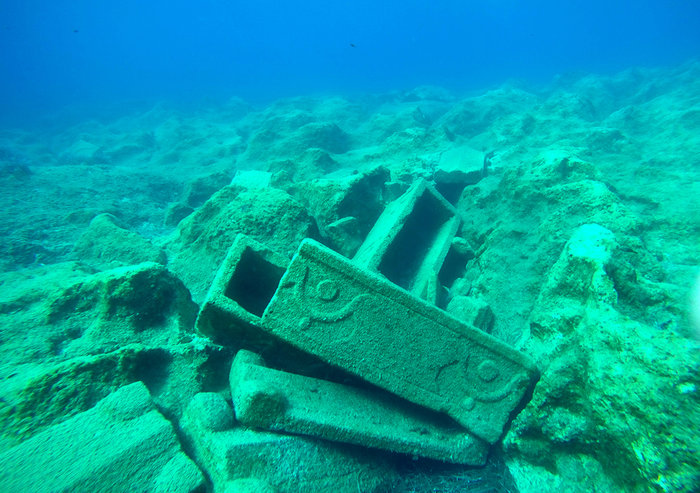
262 238 537 444
196 179 539 463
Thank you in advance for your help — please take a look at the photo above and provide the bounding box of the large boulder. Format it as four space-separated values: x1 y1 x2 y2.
504 224 700 492
71 213 166 269
166 185 319 302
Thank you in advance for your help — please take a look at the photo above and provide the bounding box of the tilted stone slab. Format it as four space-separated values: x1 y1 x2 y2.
262 239 539 443
230 349 489 465
196 234 289 346
0 381 204 493
353 179 460 304
180 392 396 493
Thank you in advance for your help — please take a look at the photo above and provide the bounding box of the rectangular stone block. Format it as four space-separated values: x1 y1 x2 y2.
0 382 203 493
196 234 289 346
353 179 460 304
180 392 396 493
230 350 489 465
262 239 539 443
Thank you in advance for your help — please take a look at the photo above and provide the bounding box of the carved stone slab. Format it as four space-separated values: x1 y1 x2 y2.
230 349 489 465
262 239 539 443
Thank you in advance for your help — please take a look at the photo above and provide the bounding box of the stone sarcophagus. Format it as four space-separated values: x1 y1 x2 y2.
262 238 537 444
353 179 460 305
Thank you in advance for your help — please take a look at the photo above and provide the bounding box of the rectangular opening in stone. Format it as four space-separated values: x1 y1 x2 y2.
377 189 452 291
224 247 285 317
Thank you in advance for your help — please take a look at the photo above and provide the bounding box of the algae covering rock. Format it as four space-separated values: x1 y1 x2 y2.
504 224 700 492
71 213 166 269
0 343 223 448
166 184 319 302
292 166 390 258
46 261 198 348
0 261 224 448
454 151 642 345
0 381 204 493
0 261 197 362
237 110 351 169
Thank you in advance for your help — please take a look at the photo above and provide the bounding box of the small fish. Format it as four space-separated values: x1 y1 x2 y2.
350 43 356 48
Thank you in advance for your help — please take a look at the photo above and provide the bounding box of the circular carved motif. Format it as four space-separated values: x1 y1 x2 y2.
298 317 310 330
461 396 476 411
316 279 339 301
477 360 499 382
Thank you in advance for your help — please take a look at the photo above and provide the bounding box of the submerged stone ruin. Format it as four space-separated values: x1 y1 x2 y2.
191 179 539 490
0 178 538 493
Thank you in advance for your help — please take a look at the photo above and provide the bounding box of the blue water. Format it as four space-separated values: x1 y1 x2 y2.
1 0 699 124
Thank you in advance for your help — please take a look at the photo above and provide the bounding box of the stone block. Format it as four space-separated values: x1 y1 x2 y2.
230 350 489 465
353 179 459 304
196 234 289 346
433 145 485 203
262 239 539 443
0 381 204 493
181 393 396 493
446 295 496 334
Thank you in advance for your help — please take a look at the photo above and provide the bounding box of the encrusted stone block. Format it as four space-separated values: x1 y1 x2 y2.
0 382 204 493
230 350 489 465
262 239 539 443
180 393 396 493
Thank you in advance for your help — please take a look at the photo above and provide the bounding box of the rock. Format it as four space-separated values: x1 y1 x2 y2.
166 185 319 303
297 148 341 178
399 85 455 103
0 162 32 180
294 166 389 257
453 151 636 344
61 138 102 164
0 382 204 493
72 213 166 269
504 224 700 491
439 87 539 137
164 202 195 227
184 172 231 207
293 122 350 154
360 105 433 144
0 261 197 364
446 295 495 334
0 259 213 449
231 170 272 189
432 145 486 204
47 262 197 341
239 114 350 168
0 342 224 447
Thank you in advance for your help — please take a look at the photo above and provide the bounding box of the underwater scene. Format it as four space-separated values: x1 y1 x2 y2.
0 1 699 492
